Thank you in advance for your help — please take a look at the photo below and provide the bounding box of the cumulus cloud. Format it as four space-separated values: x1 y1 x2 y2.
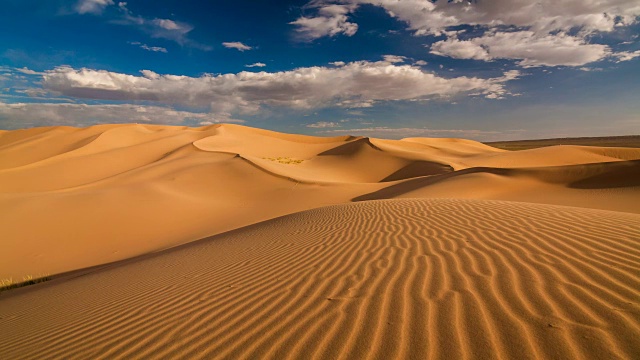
41 62 520 115
75 0 114 14
306 121 340 128
290 4 358 41
245 62 267 68
0 102 244 129
431 31 612 67
307 0 640 36
300 1 639 66
223 42 252 51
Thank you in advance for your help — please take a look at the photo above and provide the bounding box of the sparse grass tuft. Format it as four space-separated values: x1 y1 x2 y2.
0 275 51 293
263 157 304 165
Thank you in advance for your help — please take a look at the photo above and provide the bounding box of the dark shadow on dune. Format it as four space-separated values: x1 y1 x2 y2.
353 167 513 201
381 161 454 182
318 137 380 156
354 160 640 202
569 160 640 189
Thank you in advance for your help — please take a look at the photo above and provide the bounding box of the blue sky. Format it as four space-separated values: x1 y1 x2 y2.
0 0 639 140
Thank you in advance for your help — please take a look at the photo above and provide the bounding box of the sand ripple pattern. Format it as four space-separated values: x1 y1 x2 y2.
0 198 639 359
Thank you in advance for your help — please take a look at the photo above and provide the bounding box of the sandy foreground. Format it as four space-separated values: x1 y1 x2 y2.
0 124 638 359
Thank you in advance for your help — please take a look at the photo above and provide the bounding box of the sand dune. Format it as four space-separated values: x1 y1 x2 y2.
0 199 638 359
1 124 639 279
1 124 639 359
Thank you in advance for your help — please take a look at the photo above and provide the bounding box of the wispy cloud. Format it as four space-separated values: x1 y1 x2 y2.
115 3 208 49
306 121 340 128
0 102 244 130
222 42 252 51
245 62 266 68
14 67 44 75
319 126 525 140
129 41 167 53
614 50 640 62
72 1 209 50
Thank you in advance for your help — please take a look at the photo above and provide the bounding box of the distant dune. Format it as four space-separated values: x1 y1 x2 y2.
0 124 639 359
486 135 640 150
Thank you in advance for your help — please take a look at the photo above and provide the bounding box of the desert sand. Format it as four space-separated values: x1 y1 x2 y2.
0 124 639 359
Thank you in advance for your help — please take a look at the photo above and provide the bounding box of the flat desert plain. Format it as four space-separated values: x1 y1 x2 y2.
0 124 639 359
486 135 640 151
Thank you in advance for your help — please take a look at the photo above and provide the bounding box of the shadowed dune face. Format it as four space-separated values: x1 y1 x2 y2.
0 199 638 360
567 160 640 188
380 161 454 182
0 123 639 279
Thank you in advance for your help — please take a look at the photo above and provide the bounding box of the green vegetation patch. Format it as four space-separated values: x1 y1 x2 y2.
263 157 304 165
1 275 51 293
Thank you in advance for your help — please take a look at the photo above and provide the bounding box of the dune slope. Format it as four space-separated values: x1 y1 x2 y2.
0 199 638 360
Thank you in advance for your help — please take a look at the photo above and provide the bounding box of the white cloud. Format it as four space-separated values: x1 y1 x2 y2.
245 62 267 68
17 88 50 97
0 102 244 129
614 50 640 62
578 67 603 72
75 0 114 14
336 99 375 108
319 126 510 140
153 19 180 30
329 61 346 66
141 45 167 53
14 67 43 75
41 62 520 115
307 121 340 128
129 41 167 53
310 0 640 36
290 4 358 41
140 69 161 80
301 1 639 67
431 31 611 67
382 55 406 63
222 42 252 51
413 60 428 66
431 38 490 61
